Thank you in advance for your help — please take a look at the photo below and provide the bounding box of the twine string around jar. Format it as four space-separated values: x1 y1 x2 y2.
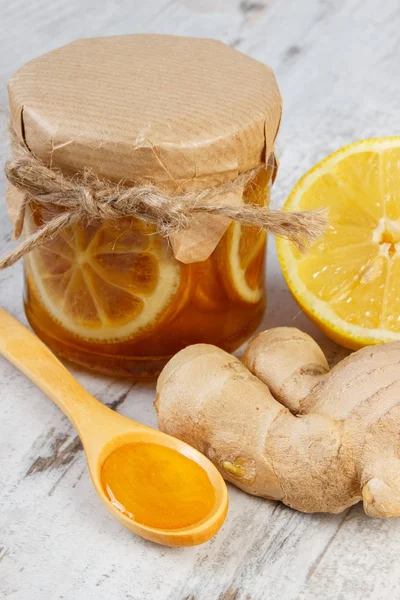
0 132 327 270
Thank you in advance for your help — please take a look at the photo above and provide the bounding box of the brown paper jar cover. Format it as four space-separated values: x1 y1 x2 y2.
8 34 282 189
7 34 282 263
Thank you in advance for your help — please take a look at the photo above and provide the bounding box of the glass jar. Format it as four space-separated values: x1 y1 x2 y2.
7 34 282 377
23 164 274 377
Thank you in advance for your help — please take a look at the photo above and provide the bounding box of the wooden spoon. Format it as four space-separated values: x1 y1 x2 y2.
0 307 228 546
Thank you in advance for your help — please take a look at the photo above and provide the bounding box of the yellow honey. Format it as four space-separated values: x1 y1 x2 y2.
101 442 215 530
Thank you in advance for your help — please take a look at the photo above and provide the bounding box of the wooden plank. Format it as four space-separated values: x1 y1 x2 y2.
1 0 400 598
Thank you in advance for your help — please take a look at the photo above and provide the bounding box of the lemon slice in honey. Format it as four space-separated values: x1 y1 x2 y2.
218 169 270 304
220 222 266 303
26 218 186 342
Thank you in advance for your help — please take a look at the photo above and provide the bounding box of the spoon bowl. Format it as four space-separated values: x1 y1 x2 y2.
0 307 228 546
89 422 228 546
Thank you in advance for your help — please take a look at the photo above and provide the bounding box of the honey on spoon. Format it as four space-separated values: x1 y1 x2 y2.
102 443 216 530
0 307 228 546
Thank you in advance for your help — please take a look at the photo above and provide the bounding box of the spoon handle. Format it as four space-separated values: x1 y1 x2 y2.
0 307 111 432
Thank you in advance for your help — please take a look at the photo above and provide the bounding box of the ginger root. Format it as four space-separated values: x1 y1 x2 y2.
155 327 400 518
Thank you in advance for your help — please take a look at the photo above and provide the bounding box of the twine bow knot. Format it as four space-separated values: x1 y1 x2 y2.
0 133 327 270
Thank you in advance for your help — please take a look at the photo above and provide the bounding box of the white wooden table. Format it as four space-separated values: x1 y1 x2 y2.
1 1 400 598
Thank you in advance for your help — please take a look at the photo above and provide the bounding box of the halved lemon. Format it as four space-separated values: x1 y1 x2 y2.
218 168 271 304
277 137 400 349
25 217 187 342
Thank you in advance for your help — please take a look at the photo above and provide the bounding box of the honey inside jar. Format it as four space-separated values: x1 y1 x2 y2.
23 168 273 377
101 442 216 529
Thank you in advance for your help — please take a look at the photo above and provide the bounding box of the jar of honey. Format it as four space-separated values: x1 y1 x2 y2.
5 35 282 377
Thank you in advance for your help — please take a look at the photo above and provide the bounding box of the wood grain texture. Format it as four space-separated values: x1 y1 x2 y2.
1 0 400 598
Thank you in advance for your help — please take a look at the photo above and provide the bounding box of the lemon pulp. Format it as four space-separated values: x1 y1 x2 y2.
278 138 400 348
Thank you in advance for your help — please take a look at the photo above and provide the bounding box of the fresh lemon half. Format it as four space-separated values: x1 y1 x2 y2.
277 137 400 349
